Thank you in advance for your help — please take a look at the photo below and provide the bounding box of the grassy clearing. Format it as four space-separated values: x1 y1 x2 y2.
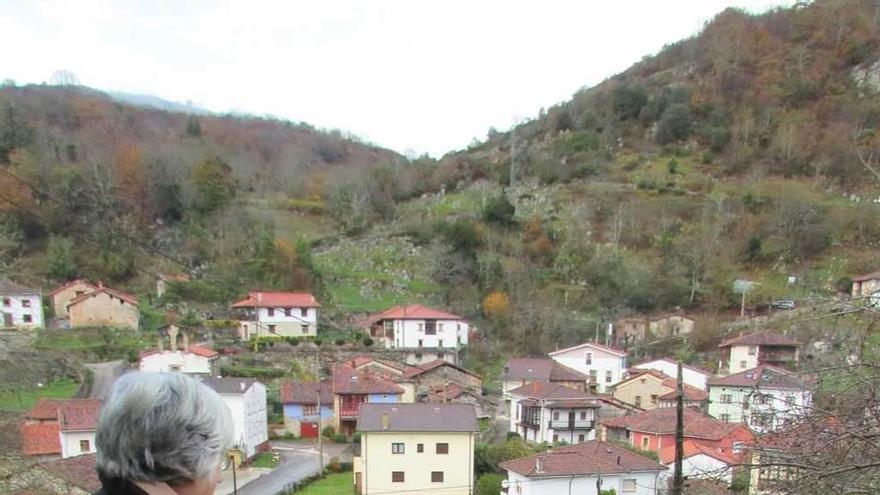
242 203 335 243
297 472 354 495
250 451 279 469
0 379 79 412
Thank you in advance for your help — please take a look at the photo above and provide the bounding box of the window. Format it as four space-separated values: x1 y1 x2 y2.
578 434 585 442
605 370 613 383
425 320 437 335
303 404 318 416
438 339 443 348
553 411 560 420
21 299 30 308
589 370 598 382
436 443 449 454
392 471 405 483
431 471 444 483
553 433 558 442
641 437 649 449
754 394 769 405
580 411 587 420
23 315 32 323
169 365 182 372
650 394 658 405
634 396 642 408
622 479 637 492
80 439 90 452
268 324 276 333
585 352 592 365
392 442 404 454
284 308 292 317
267 308 275 317
418 339 423 347
2 298 9 306
720 414 731 422
740 360 747 369
720 394 733 404
417 443 424 453
748 346 757 356
301 308 308 317
384 320 394 333
75 290 85 296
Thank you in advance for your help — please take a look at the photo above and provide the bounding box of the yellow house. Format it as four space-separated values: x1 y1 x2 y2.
353 403 478 495
67 285 139 329
49 279 97 318
612 370 707 410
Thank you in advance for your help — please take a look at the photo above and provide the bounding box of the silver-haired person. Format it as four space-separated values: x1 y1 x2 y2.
94 372 234 495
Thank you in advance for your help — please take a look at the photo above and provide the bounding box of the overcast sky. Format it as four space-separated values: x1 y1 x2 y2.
1 0 791 157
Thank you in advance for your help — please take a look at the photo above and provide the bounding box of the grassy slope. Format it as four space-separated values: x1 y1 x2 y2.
0 379 78 412
297 472 354 495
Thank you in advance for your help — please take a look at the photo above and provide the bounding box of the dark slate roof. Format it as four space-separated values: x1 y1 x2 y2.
708 364 807 389
280 380 333 405
501 440 665 477
357 403 478 432
503 358 589 382
332 364 404 395
201 377 260 394
718 331 799 348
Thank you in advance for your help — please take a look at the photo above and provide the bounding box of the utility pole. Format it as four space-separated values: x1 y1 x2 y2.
672 360 685 495
315 346 324 478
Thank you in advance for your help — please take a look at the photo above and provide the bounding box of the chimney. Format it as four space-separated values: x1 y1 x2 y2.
240 381 246 391
169 325 178 352
157 336 164 352
381 411 390 430
97 280 104 289
535 456 545 473
617 456 621 465
183 332 190 353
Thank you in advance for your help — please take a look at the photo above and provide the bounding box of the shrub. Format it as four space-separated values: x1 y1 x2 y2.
362 336 374 347
506 432 522 441
353 432 362 443
476 473 504 495
334 339 346 346
322 425 336 438
314 338 323 346
328 456 342 472
667 159 679 175
656 103 692 144
332 433 348 443
612 84 648 120
483 195 516 227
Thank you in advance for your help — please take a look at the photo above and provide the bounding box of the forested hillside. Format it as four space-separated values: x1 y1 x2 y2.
1 0 880 371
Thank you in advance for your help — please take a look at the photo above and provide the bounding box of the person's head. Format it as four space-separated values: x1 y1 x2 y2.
96 372 233 494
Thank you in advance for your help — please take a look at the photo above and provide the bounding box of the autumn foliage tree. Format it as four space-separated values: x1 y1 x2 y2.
482 291 511 319
192 156 236 213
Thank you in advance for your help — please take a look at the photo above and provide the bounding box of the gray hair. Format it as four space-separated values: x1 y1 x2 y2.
96 372 234 484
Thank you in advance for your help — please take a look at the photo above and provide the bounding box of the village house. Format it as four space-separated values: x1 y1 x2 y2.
707 364 812 433
0 278 45 329
613 316 649 347
231 291 320 339
361 304 471 365
631 357 713 390
202 377 268 460
0 454 101 495
403 359 482 398
500 440 667 495
138 324 218 375
501 358 589 404
280 380 334 438
48 279 97 318
332 363 405 436
508 381 600 444
67 283 139 329
549 342 628 393
344 355 417 402
155 272 190 298
718 331 800 375
353 403 478 495
648 313 695 339
851 269 880 299
603 407 754 483
21 398 102 458
612 369 708 411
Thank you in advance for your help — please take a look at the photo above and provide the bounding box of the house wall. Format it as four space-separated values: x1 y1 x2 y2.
386 319 469 350
221 384 268 459
613 375 669 410
415 367 482 393
361 431 474 495
726 345 759 374
547 407 597 444
633 361 709 390
138 352 214 374
282 404 334 436
708 385 811 433
238 307 319 339
661 454 732 484
402 349 459 366
1 294 44 329
68 292 138 329
550 346 627 393
51 282 93 317
505 470 662 495
649 316 694 338
59 431 96 459
853 278 880 297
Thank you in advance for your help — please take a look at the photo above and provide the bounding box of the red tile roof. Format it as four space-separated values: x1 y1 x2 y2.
508 381 595 401
364 304 464 324
48 279 97 296
139 344 218 359
402 359 482 380
503 358 589 382
658 441 740 465
25 398 100 421
332 364 404 395
718 331 799 348
280 380 333 405
549 341 628 357
657 384 709 402
38 453 101 492
21 423 61 455
58 402 100 431
501 440 666 477
230 291 320 308
67 286 138 308
853 269 880 282
603 407 746 440
708 364 806 389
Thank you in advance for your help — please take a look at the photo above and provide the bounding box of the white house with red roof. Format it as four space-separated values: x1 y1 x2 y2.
362 304 470 365
718 331 800 375
549 342 628 393
139 324 218 375
58 401 100 459
500 440 666 495
21 398 102 459
508 381 600 444
231 291 320 339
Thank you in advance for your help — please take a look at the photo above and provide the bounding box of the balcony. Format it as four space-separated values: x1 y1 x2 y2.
339 407 360 418
549 419 595 430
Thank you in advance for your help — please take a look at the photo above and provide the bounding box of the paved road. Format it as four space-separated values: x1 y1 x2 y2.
236 450 323 495
82 361 125 398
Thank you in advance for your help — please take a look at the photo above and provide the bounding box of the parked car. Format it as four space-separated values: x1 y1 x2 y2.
770 300 796 310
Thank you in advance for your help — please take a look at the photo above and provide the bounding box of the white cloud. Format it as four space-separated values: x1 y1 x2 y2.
0 0 792 156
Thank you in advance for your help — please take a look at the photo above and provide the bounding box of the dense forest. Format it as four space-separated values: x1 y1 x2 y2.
1 0 880 371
